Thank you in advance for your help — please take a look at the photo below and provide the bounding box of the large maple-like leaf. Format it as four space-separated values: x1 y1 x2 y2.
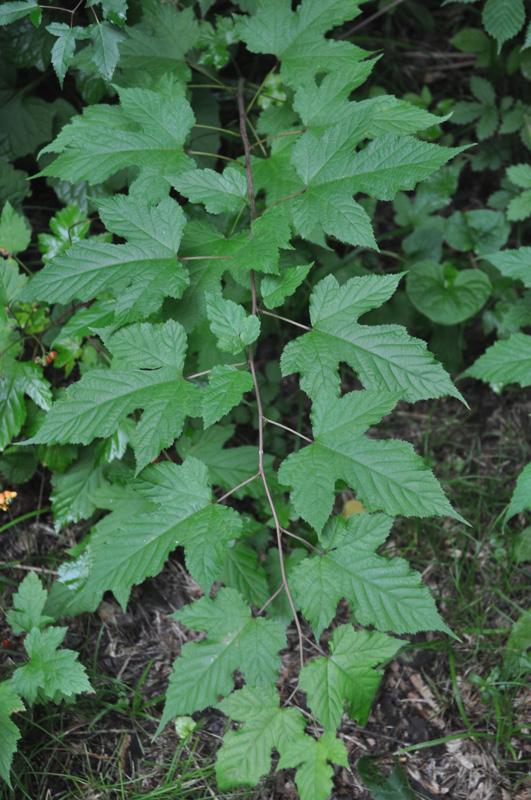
289 512 453 638
282 274 463 403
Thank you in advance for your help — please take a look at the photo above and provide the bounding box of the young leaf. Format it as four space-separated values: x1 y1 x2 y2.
277 730 349 800
464 333 531 389
216 684 307 789
90 21 126 82
281 274 463 403
406 261 492 325
159 590 286 730
444 210 510 255
206 290 260 353
6 572 54 634
46 23 85 87
289 512 453 638
172 165 248 213
299 626 402 729
10 627 92 705
0 683 24 788
202 365 254 427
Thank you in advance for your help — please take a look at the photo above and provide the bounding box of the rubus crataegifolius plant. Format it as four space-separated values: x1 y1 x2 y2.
1 0 467 795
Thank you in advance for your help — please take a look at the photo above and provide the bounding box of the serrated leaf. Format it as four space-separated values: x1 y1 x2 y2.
299 626 402 729
406 261 491 325
0 359 51 450
0 0 39 25
507 164 531 189
21 240 189 309
289 513 452 639
238 0 368 88
231 205 293 275
216 684 307 788
445 210 510 255
464 333 531 389
24 321 199 472
46 23 84 86
5 572 54 634
281 274 463 403
279 390 461 533
96 195 186 254
484 247 531 287
508 190 531 222
172 166 248 213
219 541 270 607
93 0 127 26
105 319 187 370
159 590 286 730
11 627 92 705
483 0 525 50
278 731 349 800
206 291 260 353
0 258 26 306
0 683 24 788
202 365 253 427
0 202 31 255
51 448 108 533
507 462 531 520
261 263 312 308
38 85 195 192
90 21 126 81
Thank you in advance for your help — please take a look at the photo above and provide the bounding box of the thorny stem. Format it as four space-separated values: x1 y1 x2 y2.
237 78 305 671
263 417 314 445
258 308 311 331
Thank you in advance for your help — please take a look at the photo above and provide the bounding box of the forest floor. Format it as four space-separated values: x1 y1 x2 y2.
1 377 530 800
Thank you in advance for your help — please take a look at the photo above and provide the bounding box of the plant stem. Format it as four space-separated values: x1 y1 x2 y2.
256 584 284 616
215 473 260 504
280 527 323 555
263 417 314 444
258 308 311 331
0 508 51 535
238 77 304 671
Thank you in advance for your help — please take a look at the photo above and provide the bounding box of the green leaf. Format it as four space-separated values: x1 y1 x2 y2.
0 91 55 161
219 541 271 607
299 626 402 729
11 627 92 705
202 365 254 427
0 0 39 26
507 462 531 519
94 0 128 26
97 195 186 254
358 756 417 800
261 263 312 308
38 205 91 263
507 163 531 189
51 448 109 532
483 0 525 50
117 4 199 82
484 247 531 287
0 683 24 788
444 210 510 255
172 166 248 213
38 85 195 193
281 274 463 403
159 590 286 729
72 457 242 608
507 190 531 222
503 612 531 676
90 21 126 82
0 161 31 208
231 205 293 275
279 391 462 534
464 333 531 389
238 0 368 88
278 731 349 800
46 23 84 87
6 572 54 634
289 512 453 639
216 684 306 789
206 290 260 353
0 258 26 306
0 359 52 450
23 321 199 472
406 261 492 325
0 202 31 255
